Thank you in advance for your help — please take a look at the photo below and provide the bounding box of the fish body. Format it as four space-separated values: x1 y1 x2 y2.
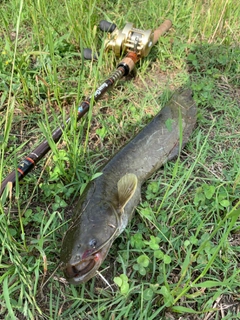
60 89 197 284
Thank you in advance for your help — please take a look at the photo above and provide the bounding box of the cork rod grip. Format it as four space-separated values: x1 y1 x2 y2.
153 19 172 45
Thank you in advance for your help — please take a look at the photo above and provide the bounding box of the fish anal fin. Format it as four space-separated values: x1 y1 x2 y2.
117 173 138 211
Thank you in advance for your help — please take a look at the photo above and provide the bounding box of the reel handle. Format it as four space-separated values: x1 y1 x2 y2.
99 20 117 33
153 19 172 45
83 48 98 60
83 20 117 60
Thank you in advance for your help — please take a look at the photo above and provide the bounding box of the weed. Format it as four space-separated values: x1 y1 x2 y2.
113 274 130 295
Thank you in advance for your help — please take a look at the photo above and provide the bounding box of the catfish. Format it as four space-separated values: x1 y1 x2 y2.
60 89 197 285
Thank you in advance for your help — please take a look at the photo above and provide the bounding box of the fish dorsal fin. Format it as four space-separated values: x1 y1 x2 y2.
117 173 138 211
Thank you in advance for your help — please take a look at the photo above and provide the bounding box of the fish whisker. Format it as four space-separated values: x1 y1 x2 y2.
108 223 116 229
96 270 114 293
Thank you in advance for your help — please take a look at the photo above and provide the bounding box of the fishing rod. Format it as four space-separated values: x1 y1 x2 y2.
0 19 172 197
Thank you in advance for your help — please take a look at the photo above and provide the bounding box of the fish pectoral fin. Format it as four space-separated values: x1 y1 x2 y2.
117 173 138 211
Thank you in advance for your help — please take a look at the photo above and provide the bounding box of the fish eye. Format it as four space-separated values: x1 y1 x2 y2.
89 239 97 248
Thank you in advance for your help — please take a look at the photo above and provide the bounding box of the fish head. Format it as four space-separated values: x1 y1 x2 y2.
60 173 139 285
60 199 120 285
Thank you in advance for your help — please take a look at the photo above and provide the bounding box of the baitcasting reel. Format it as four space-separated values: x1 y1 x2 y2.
84 20 155 60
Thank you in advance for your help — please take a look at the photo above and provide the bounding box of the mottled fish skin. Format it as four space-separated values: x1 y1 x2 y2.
60 89 197 285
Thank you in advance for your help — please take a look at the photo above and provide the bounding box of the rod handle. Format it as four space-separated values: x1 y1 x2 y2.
153 19 172 45
99 20 117 33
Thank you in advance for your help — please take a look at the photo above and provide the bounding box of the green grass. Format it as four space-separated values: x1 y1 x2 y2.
0 0 240 319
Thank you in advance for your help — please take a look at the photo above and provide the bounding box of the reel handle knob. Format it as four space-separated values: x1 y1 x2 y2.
99 20 117 33
83 48 98 60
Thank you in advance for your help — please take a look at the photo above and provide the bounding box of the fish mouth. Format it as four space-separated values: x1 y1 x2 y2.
62 232 116 285
63 251 103 285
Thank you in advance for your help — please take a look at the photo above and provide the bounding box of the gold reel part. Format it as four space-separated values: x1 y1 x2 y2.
104 23 154 58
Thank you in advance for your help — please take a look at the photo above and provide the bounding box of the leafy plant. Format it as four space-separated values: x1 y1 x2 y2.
113 274 130 295
133 254 150 276
194 183 232 211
